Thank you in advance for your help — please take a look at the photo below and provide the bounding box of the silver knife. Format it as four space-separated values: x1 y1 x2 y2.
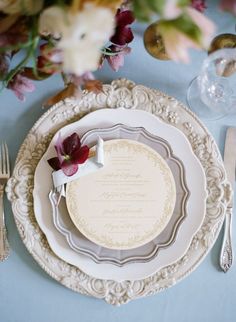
220 127 236 272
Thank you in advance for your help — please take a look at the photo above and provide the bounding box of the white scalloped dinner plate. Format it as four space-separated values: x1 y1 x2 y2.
50 124 190 266
33 108 207 281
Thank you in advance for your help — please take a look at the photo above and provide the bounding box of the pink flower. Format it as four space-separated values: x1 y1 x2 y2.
160 8 215 63
110 9 135 46
162 0 183 19
106 45 131 71
220 0 236 15
186 7 215 48
48 133 89 176
162 28 199 63
161 0 207 19
7 74 35 101
191 0 207 12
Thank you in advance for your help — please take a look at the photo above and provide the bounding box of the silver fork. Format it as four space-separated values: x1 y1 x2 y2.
0 142 10 261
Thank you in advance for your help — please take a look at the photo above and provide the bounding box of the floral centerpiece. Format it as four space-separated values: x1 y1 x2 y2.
0 0 235 101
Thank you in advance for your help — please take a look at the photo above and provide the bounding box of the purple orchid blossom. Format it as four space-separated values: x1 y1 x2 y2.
7 73 35 101
106 45 131 71
110 9 135 46
191 0 207 12
48 132 89 176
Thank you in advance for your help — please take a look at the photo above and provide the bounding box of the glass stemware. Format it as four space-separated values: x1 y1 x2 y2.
187 48 236 120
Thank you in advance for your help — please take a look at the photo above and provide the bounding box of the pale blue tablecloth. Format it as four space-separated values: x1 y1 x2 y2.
0 2 236 321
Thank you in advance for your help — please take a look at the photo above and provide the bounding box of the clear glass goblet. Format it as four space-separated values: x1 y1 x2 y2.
187 48 236 120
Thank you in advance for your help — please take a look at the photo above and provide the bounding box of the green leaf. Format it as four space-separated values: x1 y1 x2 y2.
159 13 202 44
178 0 191 8
132 0 153 22
174 13 202 43
133 0 191 21
146 0 165 14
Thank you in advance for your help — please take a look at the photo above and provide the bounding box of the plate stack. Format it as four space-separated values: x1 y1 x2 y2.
7 80 228 304
34 108 206 281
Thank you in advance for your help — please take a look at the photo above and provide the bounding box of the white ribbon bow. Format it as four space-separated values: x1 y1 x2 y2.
51 136 105 202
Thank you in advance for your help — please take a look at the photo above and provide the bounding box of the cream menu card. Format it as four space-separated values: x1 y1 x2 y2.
66 139 176 250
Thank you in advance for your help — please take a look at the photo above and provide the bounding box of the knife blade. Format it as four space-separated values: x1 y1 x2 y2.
219 127 236 272
224 127 236 206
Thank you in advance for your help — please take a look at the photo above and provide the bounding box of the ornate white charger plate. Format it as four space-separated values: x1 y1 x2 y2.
6 79 230 305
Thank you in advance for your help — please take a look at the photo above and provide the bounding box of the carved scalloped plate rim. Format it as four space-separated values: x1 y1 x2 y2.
6 78 230 305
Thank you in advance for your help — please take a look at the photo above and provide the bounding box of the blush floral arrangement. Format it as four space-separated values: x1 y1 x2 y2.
0 0 235 102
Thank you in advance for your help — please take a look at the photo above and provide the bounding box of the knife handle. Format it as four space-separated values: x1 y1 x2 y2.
220 206 233 272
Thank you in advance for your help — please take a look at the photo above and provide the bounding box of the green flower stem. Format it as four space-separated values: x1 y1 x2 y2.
61 72 69 85
3 17 40 86
31 36 40 78
31 16 40 79
3 50 32 86
101 48 127 56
